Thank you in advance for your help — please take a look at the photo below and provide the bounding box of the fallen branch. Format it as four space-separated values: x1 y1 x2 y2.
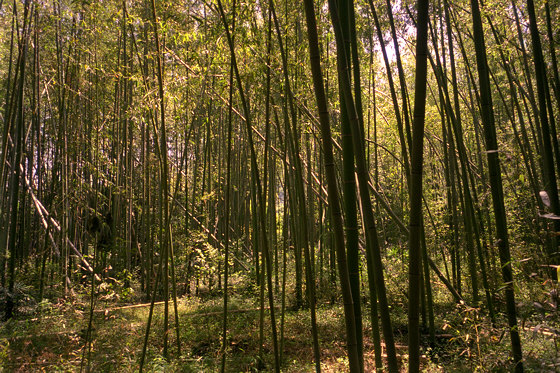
21 165 99 281
95 302 278 317
522 324 560 339
427 256 466 305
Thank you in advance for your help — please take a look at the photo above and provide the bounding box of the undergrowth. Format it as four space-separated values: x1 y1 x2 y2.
0 263 558 371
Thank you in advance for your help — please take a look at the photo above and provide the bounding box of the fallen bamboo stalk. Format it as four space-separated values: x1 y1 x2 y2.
95 302 278 317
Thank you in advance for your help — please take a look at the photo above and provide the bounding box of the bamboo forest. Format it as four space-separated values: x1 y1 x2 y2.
1 0 560 371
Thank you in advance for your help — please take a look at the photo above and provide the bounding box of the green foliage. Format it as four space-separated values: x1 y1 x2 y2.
0 338 8 370
96 269 136 303
36 299 55 315
0 283 36 318
145 354 169 372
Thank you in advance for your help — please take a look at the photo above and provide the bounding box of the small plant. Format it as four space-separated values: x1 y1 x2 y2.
0 339 8 369
0 282 36 318
146 354 169 373
36 299 54 315
440 304 486 370
94 268 137 303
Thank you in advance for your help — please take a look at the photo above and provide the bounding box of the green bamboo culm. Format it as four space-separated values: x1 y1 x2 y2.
407 0 430 369
469 0 524 370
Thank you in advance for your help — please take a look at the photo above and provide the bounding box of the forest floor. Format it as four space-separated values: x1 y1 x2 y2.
0 274 559 372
